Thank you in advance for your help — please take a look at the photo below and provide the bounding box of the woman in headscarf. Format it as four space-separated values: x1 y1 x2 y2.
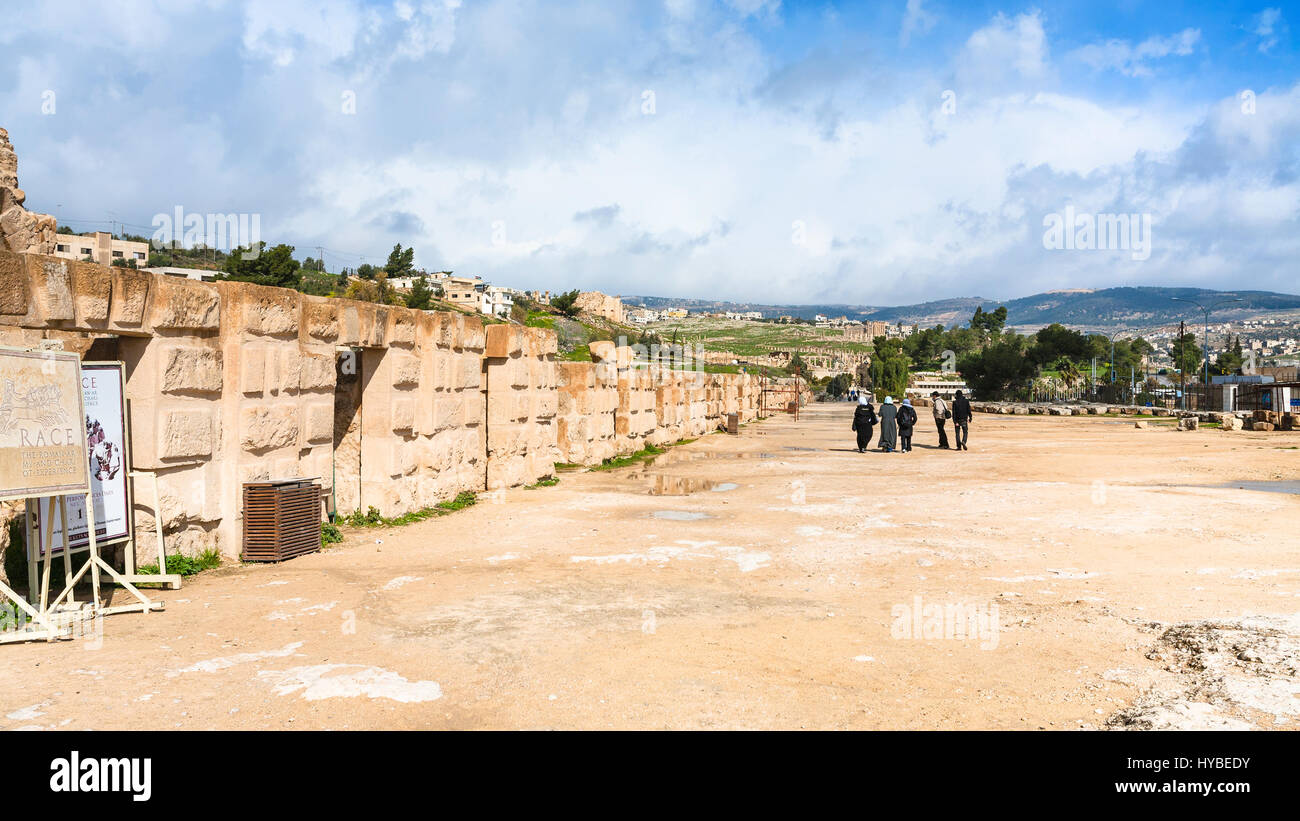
851 395 877 452
897 398 918 453
877 395 898 453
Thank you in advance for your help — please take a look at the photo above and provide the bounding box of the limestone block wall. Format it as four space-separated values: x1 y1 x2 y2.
0 250 491 560
614 366 658 455
484 325 559 489
555 361 617 466
0 249 775 569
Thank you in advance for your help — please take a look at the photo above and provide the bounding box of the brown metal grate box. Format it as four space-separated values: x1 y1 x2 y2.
242 477 323 562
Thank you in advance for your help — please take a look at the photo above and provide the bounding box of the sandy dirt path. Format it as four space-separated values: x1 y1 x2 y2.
2 404 1297 730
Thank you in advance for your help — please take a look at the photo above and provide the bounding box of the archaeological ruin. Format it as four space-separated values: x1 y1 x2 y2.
0 132 781 575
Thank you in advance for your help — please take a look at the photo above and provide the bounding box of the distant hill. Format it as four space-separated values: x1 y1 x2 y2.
624 287 1300 329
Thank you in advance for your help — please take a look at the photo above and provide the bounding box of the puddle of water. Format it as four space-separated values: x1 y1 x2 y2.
645 450 774 468
641 476 740 495
650 510 711 521
1202 480 1300 495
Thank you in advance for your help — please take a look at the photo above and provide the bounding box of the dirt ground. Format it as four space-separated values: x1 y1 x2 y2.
2 404 1297 730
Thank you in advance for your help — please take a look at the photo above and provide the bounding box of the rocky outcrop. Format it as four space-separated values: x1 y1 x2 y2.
0 128 56 256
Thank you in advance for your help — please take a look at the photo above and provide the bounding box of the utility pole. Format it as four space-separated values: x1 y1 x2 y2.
1179 320 1186 411
1171 296 1244 389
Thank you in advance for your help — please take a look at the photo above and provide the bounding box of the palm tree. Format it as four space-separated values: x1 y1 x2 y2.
1057 359 1082 396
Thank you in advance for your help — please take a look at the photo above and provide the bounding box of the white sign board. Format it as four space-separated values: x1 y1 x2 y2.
0 347 88 499
30 362 132 556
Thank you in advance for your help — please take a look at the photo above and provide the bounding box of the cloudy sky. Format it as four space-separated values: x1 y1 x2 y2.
2 0 1297 305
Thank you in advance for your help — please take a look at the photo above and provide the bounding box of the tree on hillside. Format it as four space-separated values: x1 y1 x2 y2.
1030 323 1090 366
356 263 378 280
1170 330 1202 379
868 336 910 397
971 305 1008 335
902 325 947 367
1213 335 1244 375
551 289 581 317
406 275 434 310
826 373 853 398
219 242 302 290
384 243 415 279
869 357 909 399
788 352 807 377
957 334 1037 399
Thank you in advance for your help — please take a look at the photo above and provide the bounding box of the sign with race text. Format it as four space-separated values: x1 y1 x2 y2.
0 348 88 500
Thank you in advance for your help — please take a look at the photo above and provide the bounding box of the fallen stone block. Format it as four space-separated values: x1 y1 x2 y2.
1253 421 1275 432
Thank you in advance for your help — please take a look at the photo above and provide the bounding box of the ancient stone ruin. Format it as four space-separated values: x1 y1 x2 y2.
573 291 626 324
0 128 56 256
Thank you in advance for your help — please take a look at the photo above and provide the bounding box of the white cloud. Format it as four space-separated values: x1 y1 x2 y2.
956 11 1050 90
1071 28 1201 77
900 0 936 47
3 2 1297 305
1253 7 1283 53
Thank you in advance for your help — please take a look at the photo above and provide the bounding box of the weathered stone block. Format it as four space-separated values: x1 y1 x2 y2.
306 300 339 340
299 351 334 392
392 354 420 388
159 409 213 459
161 347 222 394
390 315 415 347
112 268 151 325
276 348 302 394
240 285 298 336
0 251 29 314
392 398 415 432
305 403 333 443
151 278 219 330
485 325 522 358
241 348 266 395
34 258 73 320
240 405 299 452
71 260 112 322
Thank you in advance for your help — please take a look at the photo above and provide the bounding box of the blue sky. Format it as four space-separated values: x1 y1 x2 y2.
1 0 1297 305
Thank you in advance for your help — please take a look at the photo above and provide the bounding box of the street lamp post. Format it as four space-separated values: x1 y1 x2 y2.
1170 296 1245 387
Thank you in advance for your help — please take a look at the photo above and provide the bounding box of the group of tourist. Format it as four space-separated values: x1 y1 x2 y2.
851 391 972 453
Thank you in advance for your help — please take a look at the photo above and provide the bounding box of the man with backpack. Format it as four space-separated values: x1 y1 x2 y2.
930 391 951 449
952 390 972 451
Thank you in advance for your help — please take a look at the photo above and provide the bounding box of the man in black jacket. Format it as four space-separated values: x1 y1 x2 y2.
952 390 972 451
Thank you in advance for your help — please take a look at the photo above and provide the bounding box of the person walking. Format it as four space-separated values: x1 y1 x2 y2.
952 390 972 451
930 391 951 449
897 398 918 452
877 396 898 453
851 395 877 452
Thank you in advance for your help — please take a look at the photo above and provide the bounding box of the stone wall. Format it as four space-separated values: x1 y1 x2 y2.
0 249 771 567
555 361 618 466
484 325 559 489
